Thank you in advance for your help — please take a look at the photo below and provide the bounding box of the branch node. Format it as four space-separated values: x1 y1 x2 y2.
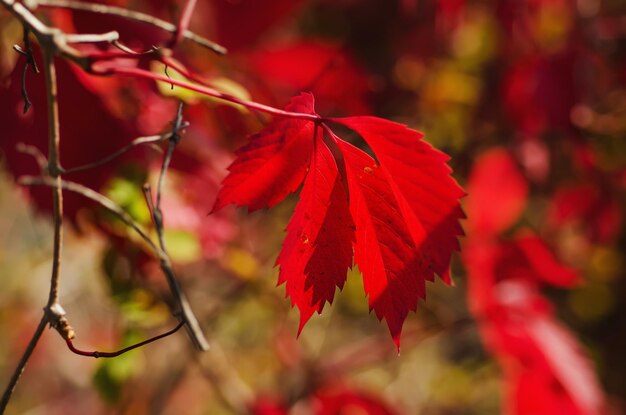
44 303 75 340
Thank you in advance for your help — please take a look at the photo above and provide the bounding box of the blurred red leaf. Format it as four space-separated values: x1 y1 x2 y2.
245 41 372 115
250 396 289 415
502 48 585 138
496 234 580 287
251 386 399 415
465 147 528 238
465 235 604 415
312 386 400 415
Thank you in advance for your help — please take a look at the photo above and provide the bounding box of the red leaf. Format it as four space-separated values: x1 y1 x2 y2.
213 93 464 347
211 93 316 212
276 137 354 332
245 41 372 115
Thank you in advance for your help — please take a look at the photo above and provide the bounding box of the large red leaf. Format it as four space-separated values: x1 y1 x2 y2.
213 93 464 347
211 93 316 212
276 136 354 332
333 116 465 283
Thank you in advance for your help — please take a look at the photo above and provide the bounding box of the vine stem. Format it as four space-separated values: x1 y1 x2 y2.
66 321 184 358
171 0 197 48
101 66 322 123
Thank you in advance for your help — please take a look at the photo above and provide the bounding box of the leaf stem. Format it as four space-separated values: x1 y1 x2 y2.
66 321 184 358
100 65 322 123
170 0 197 49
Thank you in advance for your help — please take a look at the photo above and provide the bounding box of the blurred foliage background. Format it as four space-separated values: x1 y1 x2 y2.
1 0 625 414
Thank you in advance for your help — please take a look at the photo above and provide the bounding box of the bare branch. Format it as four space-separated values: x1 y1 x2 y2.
2 0 87 67
1 27 70 413
14 27 39 113
42 47 63 308
0 315 47 413
19 175 210 351
61 126 188 175
154 102 184 249
64 31 119 44
29 0 227 54
147 102 210 352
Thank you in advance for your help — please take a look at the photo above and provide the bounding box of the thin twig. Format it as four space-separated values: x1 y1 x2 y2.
147 103 210 352
111 40 158 56
64 31 119 44
3 0 90 67
154 102 183 249
19 175 160 254
22 27 39 74
61 127 187 175
66 321 184 358
0 315 47 413
29 0 227 54
159 262 210 351
14 27 39 113
19 60 32 113
42 47 63 309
